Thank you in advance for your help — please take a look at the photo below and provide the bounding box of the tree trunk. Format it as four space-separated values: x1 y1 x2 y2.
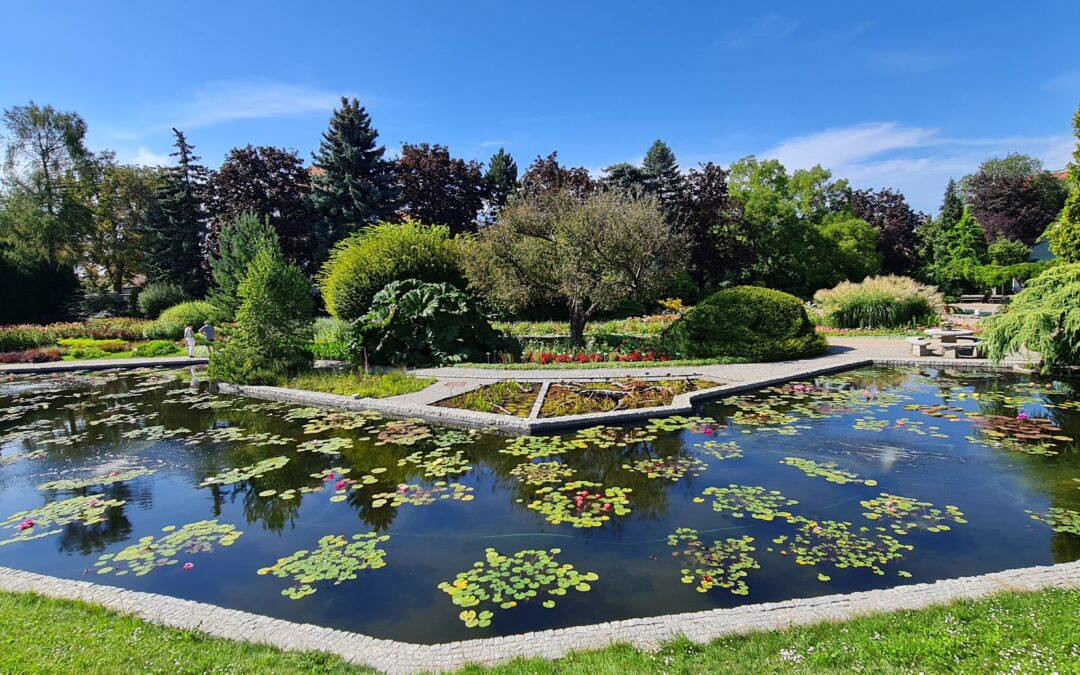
568 304 588 348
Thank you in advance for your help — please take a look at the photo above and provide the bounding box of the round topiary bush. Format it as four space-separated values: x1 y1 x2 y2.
663 286 826 361
319 221 464 321
137 282 188 318
146 301 229 340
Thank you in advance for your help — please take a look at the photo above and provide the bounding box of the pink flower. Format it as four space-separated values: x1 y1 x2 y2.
335 480 347 490
398 485 408 493
704 427 714 435
1016 412 1029 421
18 519 34 531
324 473 335 481
88 498 100 507
183 562 194 571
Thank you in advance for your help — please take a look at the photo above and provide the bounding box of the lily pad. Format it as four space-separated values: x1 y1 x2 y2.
256 532 389 599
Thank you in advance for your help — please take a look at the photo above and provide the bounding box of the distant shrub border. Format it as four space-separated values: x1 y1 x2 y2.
0 348 62 364
523 350 671 365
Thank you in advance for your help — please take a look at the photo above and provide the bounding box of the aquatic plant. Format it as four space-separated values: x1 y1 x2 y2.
200 456 290 486
645 415 718 433
780 457 878 486
572 425 656 448
2 494 125 545
38 468 155 491
860 493 967 535
94 520 243 576
257 532 390 599
522 481 632 528
667 528 759 595
120 425 193 440
695 440 743 460
370 482 474 507
1026 508 1080 535
300 410 381 434
622 456 707 481
501 435 583 459
700 484 799 522
397 448 472 478
375 419 433 446
509 461 576 486
437 547 598 627
778 517 912 576
296 437 354 455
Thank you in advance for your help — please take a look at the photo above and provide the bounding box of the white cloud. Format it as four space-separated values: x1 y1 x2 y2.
761 122 1072 213
129 146 171 166
165 81 353 130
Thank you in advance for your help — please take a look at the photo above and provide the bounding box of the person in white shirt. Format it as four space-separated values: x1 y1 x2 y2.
183 324 196 357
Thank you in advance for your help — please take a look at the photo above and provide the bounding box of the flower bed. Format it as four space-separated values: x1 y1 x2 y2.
0 318 154 351
524 350 671 365
0 348 63 364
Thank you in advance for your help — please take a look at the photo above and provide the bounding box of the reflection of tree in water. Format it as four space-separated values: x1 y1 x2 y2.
57 483 134 555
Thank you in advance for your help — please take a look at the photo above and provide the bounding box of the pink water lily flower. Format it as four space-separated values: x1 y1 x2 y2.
1016 411 1029 421
398 485 408 493
324 473 335 481
335 480 347 490
18 519 34 531
703 427 714 435
183 562 194 571
88 498 100 507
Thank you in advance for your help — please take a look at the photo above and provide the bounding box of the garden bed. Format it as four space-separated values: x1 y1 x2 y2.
538 378 718 417
434 381 541 416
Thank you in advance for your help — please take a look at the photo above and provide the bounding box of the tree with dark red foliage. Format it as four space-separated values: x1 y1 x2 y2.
961 154 1068 246
678 162 747 287
395 143 488 233
518 152 594 199
848 188 923 275
205 145 316 271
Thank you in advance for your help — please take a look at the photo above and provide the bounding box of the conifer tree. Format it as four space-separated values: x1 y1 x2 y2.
207 211 278 318
307 97 397 256
940 179 964 228
642 139 685 222
141 128 210 297
1047 105 1080 263
485 148 518 215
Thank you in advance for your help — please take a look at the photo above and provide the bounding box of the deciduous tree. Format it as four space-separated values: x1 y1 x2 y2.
677 162 746 287
847 188 922 275
1047 105 1080 263
960 153 1067 245
395 143 487 233
518 152 594 199
85 158 162 292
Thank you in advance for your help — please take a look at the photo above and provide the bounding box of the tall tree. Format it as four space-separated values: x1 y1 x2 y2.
85 157 162 292
960 153 1068 245
395 143 487 233
847 188 922 275
678 162 746 286
1047 104 1080 263
641 139 685 222
518 152 594 199
1 101 93 266
485 148 518 218
463 190 688 346
307 97 397 252
600 162 649 195
940 178 964 227
140 128 210 297
205 145 315 271
207 211 279 318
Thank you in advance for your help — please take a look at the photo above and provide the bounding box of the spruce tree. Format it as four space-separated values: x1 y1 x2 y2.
141 128 210 297
485 148 518 215
308 97 397 256
642 140 685 222
939 178 964 228
207 211 278 318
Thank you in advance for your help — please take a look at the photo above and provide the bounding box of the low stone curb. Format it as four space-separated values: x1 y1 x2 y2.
0 356 208 374
1 561 1077 673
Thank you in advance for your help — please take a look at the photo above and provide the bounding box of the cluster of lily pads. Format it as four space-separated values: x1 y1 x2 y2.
2 494 125 545
437 547 598 627
376 419 433 446
37 467 154 491
94 520 242 576
257 532 390 599
780 457 878 486
521 480 633 527
1026 507 1080 535
509 461 576 486
397 448 472 478
200 456 289 487
695 440 742 460
775 517 913 578
861 493 967 535
501 435 583 459
296 436 354 455
371 481 474 507
700 484 799 522
667 528 759 595
622 456 707 481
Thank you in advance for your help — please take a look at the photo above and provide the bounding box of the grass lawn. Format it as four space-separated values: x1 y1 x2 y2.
1 588 1077 673
457 357 748 370
285 369 436 398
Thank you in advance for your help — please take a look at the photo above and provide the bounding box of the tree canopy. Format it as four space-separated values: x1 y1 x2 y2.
395 143 487 233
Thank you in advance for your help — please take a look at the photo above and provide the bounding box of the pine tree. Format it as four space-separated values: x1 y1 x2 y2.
939 178 964 228
141 128 210 297
308 97 397 255
485 148 518 215
207 211 278 318
642 140 685 222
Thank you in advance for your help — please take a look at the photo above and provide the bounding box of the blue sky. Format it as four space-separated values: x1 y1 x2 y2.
4 1 1079 212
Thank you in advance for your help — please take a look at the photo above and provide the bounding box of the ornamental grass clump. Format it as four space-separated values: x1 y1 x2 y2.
813 275 943 329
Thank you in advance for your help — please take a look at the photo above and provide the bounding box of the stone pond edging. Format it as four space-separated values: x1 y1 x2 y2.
1 560 1077 673
0 356 208 374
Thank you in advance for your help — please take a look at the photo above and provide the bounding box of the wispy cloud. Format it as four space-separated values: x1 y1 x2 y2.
478 140 514 148
1045 69 1080 92
129 146 171 166
867 50 969 73
714 13 802 50
163 80 355 130
762 122 1071 212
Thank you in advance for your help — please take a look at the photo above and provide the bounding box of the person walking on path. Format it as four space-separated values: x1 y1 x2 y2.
183 324 196 358
198 322 216 355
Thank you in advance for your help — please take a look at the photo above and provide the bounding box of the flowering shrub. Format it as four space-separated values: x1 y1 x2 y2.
0 318 153 350
0 348 62 363
523 350 670 365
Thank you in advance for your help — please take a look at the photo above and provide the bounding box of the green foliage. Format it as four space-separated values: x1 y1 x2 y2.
351 279 511 366
0 254 78 324
284 369 435 398
971 261 1056 293
57 338 128 352
319 221 463 320
981 263 1080 372
1047 104 1080 263
208 240 313 384
813 275 943 329
207 211 278 318
136 282 187 318
93 520 242 576
926 207 989 294
257 533 390 600
131 340 181 357
987 239 1030 266
817 213 881 282
663 286 826 361
310 316 351 360
485 147 519 216
147 301 228 340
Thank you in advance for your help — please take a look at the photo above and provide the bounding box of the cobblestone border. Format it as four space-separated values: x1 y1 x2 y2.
1 561 1077 673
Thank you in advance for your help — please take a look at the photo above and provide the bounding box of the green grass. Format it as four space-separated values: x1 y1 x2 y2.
0 591 365 673
456 357 748 370
59 345 190 361
1 588 1077 673
285 369 435 398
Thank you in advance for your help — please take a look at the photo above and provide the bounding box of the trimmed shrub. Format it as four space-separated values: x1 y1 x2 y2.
137 282 188 318
813 276 943 329
352 279 513 366
310 317 350 360
663 286 826 361
319 221 464 320
0 348 62 364
147 301 228 340
982 263 1080 373
132 340 181 357
208 242 313 385
66 347 110 360
57 338 129 353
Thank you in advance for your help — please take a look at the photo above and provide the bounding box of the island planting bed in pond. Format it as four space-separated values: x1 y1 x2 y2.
0 366 1078 644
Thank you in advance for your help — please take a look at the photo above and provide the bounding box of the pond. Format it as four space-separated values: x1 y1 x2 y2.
1 366 1078 643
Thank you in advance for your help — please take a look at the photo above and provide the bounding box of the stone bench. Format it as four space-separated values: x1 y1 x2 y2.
941 342 980 358
906 337 933 357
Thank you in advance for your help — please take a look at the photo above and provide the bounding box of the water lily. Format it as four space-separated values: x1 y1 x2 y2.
183 562 194 571
335 480 347 490
1016 411 1029 421
18 519 34 531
